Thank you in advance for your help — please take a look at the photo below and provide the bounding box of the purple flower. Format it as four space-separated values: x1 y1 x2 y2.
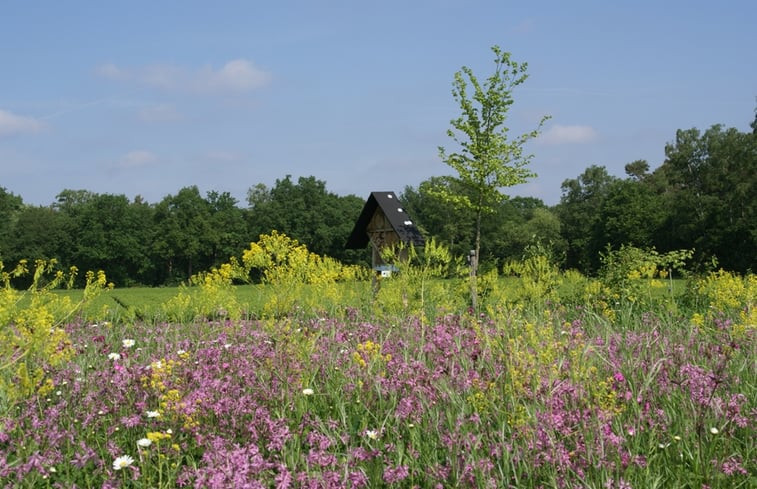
274 464 292 489
721 456 748 476
383 465 410 484
348 470 369 487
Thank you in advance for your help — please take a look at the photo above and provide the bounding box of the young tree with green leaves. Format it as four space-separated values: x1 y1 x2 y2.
435 45 548 308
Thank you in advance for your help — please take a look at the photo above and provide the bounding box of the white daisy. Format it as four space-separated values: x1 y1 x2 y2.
112 455 134 471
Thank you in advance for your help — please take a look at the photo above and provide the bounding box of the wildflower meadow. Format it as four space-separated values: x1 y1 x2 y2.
0 235 754 488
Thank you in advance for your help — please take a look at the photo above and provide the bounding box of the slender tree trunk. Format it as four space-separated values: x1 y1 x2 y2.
471 207 482 311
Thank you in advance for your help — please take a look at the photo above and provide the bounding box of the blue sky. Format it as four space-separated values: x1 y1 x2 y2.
1 0 755 207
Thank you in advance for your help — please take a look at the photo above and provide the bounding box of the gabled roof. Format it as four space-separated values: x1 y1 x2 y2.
345 191 425 249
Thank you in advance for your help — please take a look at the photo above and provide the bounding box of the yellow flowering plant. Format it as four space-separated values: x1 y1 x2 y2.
0 259 110 408
240 231 368 318
162 231 370 322
690 270 755 338
501 242 563 304
374 238 464 323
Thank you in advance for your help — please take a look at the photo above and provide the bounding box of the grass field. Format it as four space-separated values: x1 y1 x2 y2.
54 277 689 323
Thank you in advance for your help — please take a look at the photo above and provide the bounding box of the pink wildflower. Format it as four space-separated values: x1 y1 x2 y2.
383 465 410 484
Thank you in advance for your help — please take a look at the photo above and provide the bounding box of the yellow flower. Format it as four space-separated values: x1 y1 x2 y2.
146 431 172 443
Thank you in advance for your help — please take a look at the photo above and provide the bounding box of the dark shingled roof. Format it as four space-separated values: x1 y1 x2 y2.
345 191 425 249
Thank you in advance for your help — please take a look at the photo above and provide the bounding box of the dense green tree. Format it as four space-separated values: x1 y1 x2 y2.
435 45 548 287
153 186 213 282
54 189 97 215
247 176 365 263
0 188 23 262
594 178 666 251
51 191 157 286
84 194 147 285
624 159 650 181
481 197 564 269
518 205 565 259
126 196 159 285
656 124 756 272
4 205 69 267
556 165 619 273
246 183 271 210
206 191 249 267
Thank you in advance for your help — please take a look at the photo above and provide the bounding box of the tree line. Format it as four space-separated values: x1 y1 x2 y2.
1 119 754 286
0 176 367 286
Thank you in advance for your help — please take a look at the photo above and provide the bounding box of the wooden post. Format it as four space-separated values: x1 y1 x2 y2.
469 249 478 311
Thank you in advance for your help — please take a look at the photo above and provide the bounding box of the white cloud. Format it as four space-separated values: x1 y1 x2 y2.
96 59 271 94
197 59 271 92
0 109 44 137
117 150 158 168
539 124 598 145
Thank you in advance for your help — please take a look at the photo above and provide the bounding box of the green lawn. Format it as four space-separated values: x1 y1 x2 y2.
48 276 687 323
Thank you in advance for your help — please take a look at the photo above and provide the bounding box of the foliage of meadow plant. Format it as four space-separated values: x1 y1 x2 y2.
0 239 754 488
501 243 564 304
240 232 368 319
597 246 694 308
374 238 467 324
160 232 370 322
0 259 110 407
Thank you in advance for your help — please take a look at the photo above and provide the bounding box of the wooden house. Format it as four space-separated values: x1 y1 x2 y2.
345 191 425 274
